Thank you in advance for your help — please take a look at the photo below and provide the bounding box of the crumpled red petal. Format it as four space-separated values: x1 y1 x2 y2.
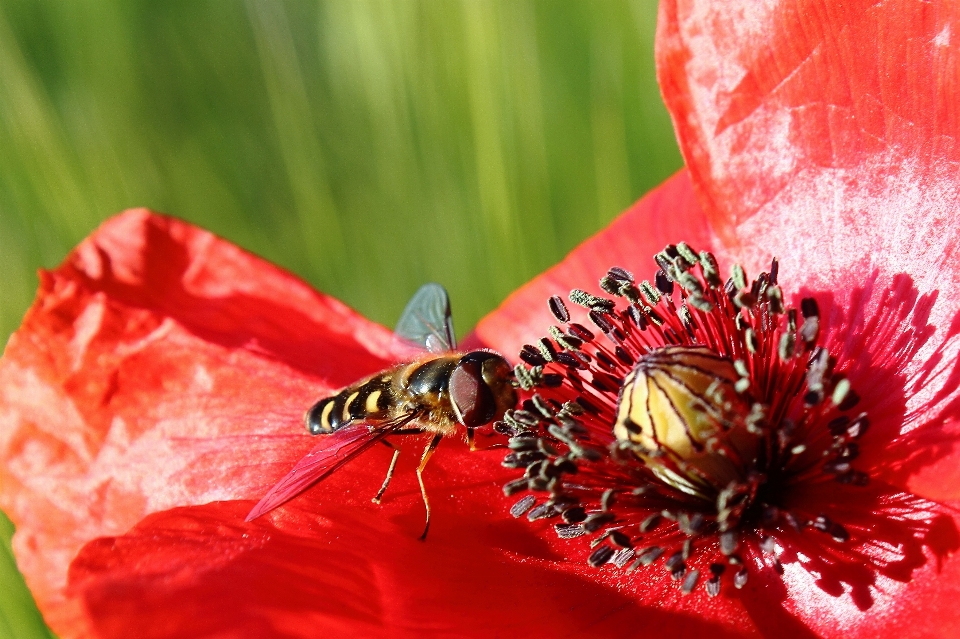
0 210 396 636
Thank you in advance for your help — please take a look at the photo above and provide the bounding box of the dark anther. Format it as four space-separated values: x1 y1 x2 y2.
555 523 587 539
554 352 586 369
720 531 739 555
612 548 636 568
502 451 546 469
700 252 722 287
828 415 851 436
548 295 570 323
813 514 832 533
709 563 726 577
823 460 852 475
583 512 617 533
599 275 621 296
537 338 557 362
569 289 615 313
588 545 615 567
531 395 555 418
800 297 820 318
679 512 704 536
608 530 632 548
837 388 861 411
846 413 869 438
676 242 699 264
589 310 615 334
541 373 564 387
636 546 664 566
567 323 594 341
614 346 634 366
654 254 673 279
600 489 617 511
595 350 617 370
770 257 779 284
681 570 700 595
655 269 674 294
502 477 530 496
519 345 547 366
510 495 536 518
562 506 587 523
511 410 541 426
608 266 634 282
706 576 722 597
724 277 738 298
626 305 647 329
800 316 819 343
524 459 545 479
665 551 685 572
663 244 680 259
830 522 850 542
507 436 540 452
527 502 559 521
639 280 661 305
640 513 661 533
734 569 748 589
494 421 516 437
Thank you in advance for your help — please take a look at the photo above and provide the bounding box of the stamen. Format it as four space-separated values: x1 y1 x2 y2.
500 244 873 596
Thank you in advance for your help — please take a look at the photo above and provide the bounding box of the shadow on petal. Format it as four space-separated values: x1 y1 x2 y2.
68 501 753 639
808 271 960 490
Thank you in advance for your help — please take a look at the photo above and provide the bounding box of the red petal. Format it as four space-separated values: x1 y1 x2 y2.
657 0 960 502
0 210 394 637
658 0 960 235
474 170 716 356
66 461 765 639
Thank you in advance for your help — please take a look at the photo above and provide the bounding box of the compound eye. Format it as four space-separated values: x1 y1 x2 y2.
450 359 497 427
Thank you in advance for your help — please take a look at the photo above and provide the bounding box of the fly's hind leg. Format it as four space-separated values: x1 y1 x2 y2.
372 440 401 504
417 433 443 541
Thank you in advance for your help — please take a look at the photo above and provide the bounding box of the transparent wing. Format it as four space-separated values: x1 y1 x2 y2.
245 417 417 521
392 282 456 353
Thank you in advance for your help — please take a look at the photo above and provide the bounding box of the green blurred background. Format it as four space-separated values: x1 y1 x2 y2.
0 1 681 636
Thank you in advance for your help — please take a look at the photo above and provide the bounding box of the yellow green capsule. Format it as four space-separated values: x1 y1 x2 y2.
614 346 757 496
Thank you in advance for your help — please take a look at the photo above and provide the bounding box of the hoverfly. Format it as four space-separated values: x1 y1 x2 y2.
245 283 517 538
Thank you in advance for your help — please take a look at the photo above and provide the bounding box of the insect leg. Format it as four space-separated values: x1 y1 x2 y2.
372 441 401 504
466 427 505 451
417 433 443 541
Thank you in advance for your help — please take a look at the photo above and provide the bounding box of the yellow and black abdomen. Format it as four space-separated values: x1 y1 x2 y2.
305 371 397 435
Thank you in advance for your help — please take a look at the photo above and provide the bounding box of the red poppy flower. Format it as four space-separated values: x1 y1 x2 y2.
2 0 959 638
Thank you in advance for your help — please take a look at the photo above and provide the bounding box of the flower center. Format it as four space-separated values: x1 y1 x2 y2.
499 243 868 596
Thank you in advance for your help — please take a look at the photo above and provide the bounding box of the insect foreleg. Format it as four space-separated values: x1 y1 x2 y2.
417 433 443 541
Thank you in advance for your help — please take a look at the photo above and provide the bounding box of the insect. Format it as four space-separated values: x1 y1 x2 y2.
245 283 517 538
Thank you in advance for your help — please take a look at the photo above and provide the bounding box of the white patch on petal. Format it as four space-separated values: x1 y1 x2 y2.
934 24 951 47
727 152 960 432
192 364 214 393
69 296 105 372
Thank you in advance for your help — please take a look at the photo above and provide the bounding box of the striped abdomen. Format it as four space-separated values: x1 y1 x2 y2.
304 356 462 436
305 371 398 435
